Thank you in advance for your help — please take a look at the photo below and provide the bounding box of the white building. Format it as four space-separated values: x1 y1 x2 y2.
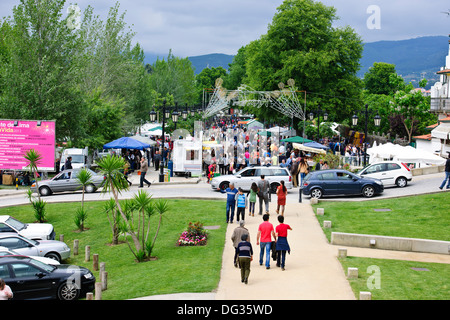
430 35 450 115
425 35 450 157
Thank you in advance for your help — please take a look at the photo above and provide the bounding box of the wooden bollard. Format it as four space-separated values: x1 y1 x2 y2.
95 283 102 300
99 262 106 278
85 246 90 262
59 234 64 242
101 271 108 291
73 239 79 255
93 254 99 271
86 292 94 300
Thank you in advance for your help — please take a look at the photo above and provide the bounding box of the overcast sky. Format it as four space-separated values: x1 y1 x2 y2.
1 0 449 57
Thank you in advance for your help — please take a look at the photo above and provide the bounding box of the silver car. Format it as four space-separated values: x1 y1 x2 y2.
211 166 293 193
0 233 70 263
31 168 106 196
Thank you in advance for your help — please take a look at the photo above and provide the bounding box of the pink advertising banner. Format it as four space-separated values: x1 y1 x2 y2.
0 120 56 171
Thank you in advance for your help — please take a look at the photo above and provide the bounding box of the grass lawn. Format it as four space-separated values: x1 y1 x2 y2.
311 193 450 242
339 257 450 300
0 199 227 300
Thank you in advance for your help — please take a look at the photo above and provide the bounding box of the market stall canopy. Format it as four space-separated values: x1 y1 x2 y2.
431 122 450 140
281 136 313 144
367 143 446 166
130 135 156 146
292 143 326 155
103 137 151 150
304 141 329 150
246 119 264 130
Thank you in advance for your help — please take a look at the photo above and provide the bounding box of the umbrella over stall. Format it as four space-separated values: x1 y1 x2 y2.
103 137 151 150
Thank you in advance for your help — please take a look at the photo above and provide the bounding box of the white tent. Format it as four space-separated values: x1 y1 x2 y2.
292 143 326 155
367 143 446 166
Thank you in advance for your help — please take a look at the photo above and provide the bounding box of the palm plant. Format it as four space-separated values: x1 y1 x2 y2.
75 167 93 209
96 154 143 252
24 149 43 201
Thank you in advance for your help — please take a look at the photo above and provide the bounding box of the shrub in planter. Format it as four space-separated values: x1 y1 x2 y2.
177 222 208 246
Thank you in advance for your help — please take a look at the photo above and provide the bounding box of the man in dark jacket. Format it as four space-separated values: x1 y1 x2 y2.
439 154 450 190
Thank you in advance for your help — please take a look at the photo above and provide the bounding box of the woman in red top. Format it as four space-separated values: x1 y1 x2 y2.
276 180 287 216
275 215 292 271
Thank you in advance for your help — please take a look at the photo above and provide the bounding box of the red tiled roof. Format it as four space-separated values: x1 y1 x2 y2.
437 69 450 74
413 134 431 141
426 123 438 130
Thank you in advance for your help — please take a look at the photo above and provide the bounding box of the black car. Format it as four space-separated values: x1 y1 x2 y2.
0 256 95 300
301 169 384 199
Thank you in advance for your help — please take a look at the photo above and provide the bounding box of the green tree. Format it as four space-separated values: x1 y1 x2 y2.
148 50 197 106
363 62 397 95
195 66 228 104
0 0 87 141
240 0 364 131
388 76 433 143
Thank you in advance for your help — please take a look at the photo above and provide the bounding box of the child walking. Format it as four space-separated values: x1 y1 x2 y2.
235 187 247 223
247 182 258 217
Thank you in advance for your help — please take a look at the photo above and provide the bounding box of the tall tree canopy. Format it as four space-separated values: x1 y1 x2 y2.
230 0 364 132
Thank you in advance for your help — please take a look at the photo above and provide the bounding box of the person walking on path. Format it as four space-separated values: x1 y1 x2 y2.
275 215 292 271
235 188 247 223
257 175 270 215
220 183 238 223
231 220 250 268
247 182 258 217
276 180 287 216
237 234 253 284
290 158 299 187
256 214 276 269
138 157 151 188
299 158 309 186
439 154 450 190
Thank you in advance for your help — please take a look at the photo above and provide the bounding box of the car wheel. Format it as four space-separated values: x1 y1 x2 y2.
85 184 96 193
58 282 80 301
270 183 279 193
219 182 229 191
39 186 52 196
395 177 407 188
45 252 61 263
362 185 375 198
310 188 322 199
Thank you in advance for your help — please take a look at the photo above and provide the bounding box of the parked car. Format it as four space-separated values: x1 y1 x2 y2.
356 161 412 187
0 246 60 265
0 233 70 263
210 166 292 193
0 256 95 300
301 169 384 199
0 215 55 240
30 168 106 196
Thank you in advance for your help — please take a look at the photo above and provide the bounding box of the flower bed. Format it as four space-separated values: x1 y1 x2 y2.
177 222 208 246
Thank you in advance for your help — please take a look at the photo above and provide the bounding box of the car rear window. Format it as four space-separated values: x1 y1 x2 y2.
271 168 289 176
386 163 401 170
318 172 335 180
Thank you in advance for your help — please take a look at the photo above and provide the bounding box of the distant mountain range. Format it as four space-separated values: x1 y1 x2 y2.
144 36 449 88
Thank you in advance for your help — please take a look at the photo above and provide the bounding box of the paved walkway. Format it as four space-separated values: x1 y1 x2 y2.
2 169 449 300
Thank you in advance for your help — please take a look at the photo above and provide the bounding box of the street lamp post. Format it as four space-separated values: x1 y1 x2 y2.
352 104 381 166
149 100 183 182
309 107 328 142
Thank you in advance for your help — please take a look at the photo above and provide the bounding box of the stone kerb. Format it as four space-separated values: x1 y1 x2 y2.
331 232 450 255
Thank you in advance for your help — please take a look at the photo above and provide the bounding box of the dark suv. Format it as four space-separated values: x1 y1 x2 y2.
301 169 384 199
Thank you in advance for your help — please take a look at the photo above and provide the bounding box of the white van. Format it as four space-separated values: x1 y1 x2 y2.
60 148 89 171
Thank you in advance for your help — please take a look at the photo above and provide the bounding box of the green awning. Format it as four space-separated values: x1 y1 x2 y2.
280 136 313 143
